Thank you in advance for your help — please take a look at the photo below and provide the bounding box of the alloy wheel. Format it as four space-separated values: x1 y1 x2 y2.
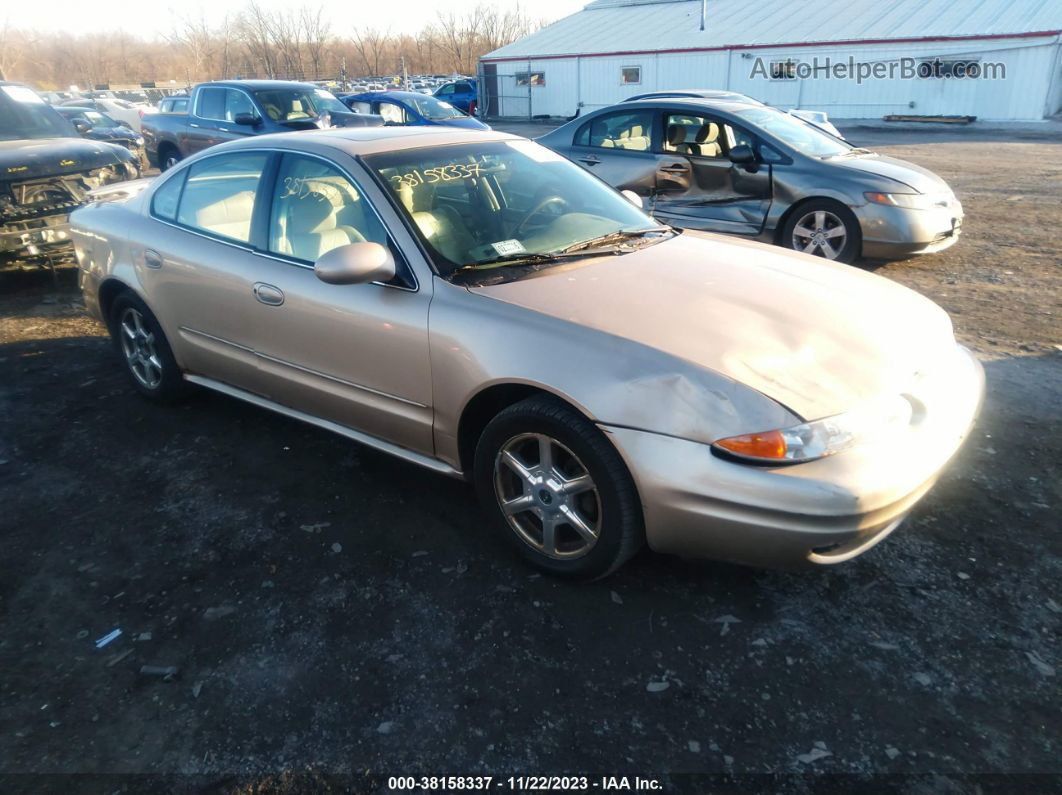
792 209 847 259
493 432 602 560
119 307 163 389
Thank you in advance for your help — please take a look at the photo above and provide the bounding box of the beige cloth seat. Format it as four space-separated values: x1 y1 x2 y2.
397 181 475 263
275 189 365 261
693 123 722 157
185 189 256 242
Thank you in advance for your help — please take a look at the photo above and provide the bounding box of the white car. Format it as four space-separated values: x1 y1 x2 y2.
61 98 156 132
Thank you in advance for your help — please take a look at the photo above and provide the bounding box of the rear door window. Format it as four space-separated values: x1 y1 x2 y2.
196 87 226 121
576 110 654 152
175 152 268 243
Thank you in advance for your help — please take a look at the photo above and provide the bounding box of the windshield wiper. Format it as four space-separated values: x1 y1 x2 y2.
452 251 592 274
561 226 673 254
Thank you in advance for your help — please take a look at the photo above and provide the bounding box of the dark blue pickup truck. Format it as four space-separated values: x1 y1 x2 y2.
141 80 383 170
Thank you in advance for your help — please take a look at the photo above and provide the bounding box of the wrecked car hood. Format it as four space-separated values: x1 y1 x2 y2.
835 153 950 194
0 138 130 181
469 232 956 421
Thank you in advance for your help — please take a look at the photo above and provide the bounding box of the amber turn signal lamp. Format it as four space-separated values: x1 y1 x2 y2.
714 430 788 460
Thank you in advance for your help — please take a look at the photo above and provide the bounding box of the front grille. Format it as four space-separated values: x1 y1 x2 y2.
1 166 127 223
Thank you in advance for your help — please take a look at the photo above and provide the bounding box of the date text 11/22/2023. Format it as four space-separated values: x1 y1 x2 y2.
386 776 663 791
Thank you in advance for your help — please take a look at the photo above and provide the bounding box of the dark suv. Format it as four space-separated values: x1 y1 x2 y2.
0 82 139 263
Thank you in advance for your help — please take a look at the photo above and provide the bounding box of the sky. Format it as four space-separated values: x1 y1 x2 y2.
12 0 587 36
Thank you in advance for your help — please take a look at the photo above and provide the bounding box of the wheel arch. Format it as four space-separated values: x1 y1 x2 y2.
97 277 137 331
456 381 598 478
773 194 861 247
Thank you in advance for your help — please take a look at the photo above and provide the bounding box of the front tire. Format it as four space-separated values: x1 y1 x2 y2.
108 292 187 402
474 396 644 580
782 199 861 263
158 145 181 172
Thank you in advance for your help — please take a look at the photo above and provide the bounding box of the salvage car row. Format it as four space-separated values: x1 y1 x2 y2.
3 75 962 267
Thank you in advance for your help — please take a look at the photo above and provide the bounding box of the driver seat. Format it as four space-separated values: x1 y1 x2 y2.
397 181 475 263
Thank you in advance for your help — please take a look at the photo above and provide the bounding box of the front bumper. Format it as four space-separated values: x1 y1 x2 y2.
603 344 985 568
856 199 964 260
0 213 75 258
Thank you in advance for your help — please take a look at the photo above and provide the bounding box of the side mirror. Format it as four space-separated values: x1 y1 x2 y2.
729 144 756 165
73 119 91 134
314 242 396 285
621 189 643 209
233 112 259 126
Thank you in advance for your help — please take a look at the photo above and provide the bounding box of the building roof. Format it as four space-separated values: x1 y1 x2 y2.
483 0 1062 61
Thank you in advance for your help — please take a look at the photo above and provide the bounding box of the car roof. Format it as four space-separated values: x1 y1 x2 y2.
218 125 519 156
201 80 324 91
342 91 430 101
618 97 764 113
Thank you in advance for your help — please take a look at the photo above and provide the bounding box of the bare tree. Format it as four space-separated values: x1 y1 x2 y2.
351 27 390 76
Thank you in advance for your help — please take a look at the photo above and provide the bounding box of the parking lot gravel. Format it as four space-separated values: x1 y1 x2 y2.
1 126 1060 793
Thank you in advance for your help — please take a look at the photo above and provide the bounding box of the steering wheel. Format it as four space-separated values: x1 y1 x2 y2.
512 196 568 237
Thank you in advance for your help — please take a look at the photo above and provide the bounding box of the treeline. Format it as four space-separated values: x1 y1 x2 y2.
0 2 543 89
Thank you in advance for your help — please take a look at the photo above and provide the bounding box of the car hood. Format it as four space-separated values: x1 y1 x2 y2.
469 232 956 421
0 137 130 180
832 153 950 193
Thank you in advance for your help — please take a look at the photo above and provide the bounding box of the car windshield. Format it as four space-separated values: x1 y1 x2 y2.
406 95 466 120
0 85 75 140
253 88 348 123
366 139 666 278
735 106 851 158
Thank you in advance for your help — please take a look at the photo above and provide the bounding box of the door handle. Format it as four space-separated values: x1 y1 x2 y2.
659 163 689 174
577 155 601 165
144 249 163 269
253 282 285 306
189 122 200 128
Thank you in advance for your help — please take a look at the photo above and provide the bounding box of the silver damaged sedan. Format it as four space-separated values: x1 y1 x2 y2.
71 127 984 579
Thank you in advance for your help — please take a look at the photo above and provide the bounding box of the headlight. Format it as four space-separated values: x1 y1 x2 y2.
135 136 144 146
864 191 953 210
712 394 914 465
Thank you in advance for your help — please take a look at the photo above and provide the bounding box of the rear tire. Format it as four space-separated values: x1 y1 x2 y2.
474 396 644 580
781 199 861 264
108 292 187 402
158 145 181 172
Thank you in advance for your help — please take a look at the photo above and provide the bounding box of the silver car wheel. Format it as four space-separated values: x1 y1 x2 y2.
119 307 163 389
493 432 602 560
163 154 180 171
792 209 847 260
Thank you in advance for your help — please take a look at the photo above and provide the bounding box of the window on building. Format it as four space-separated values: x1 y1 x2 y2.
769 60 797 80
918 58 983 79
621 66 642 85
515 71 546 87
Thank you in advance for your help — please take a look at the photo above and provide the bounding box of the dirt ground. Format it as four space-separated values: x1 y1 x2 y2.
0 125 1060 793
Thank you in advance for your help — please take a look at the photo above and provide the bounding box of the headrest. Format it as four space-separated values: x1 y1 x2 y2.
695 122 719 144
667 124 687 146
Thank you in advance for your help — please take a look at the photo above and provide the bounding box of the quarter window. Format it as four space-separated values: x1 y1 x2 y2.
576 110 653 152
268 154 389 263
151 171 185 221
175 152 268 243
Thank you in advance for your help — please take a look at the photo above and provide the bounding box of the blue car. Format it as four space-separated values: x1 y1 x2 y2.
433 79 477 115
339 91 489 131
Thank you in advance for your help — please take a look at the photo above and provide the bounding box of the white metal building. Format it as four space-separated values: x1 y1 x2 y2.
479 0 1062 121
